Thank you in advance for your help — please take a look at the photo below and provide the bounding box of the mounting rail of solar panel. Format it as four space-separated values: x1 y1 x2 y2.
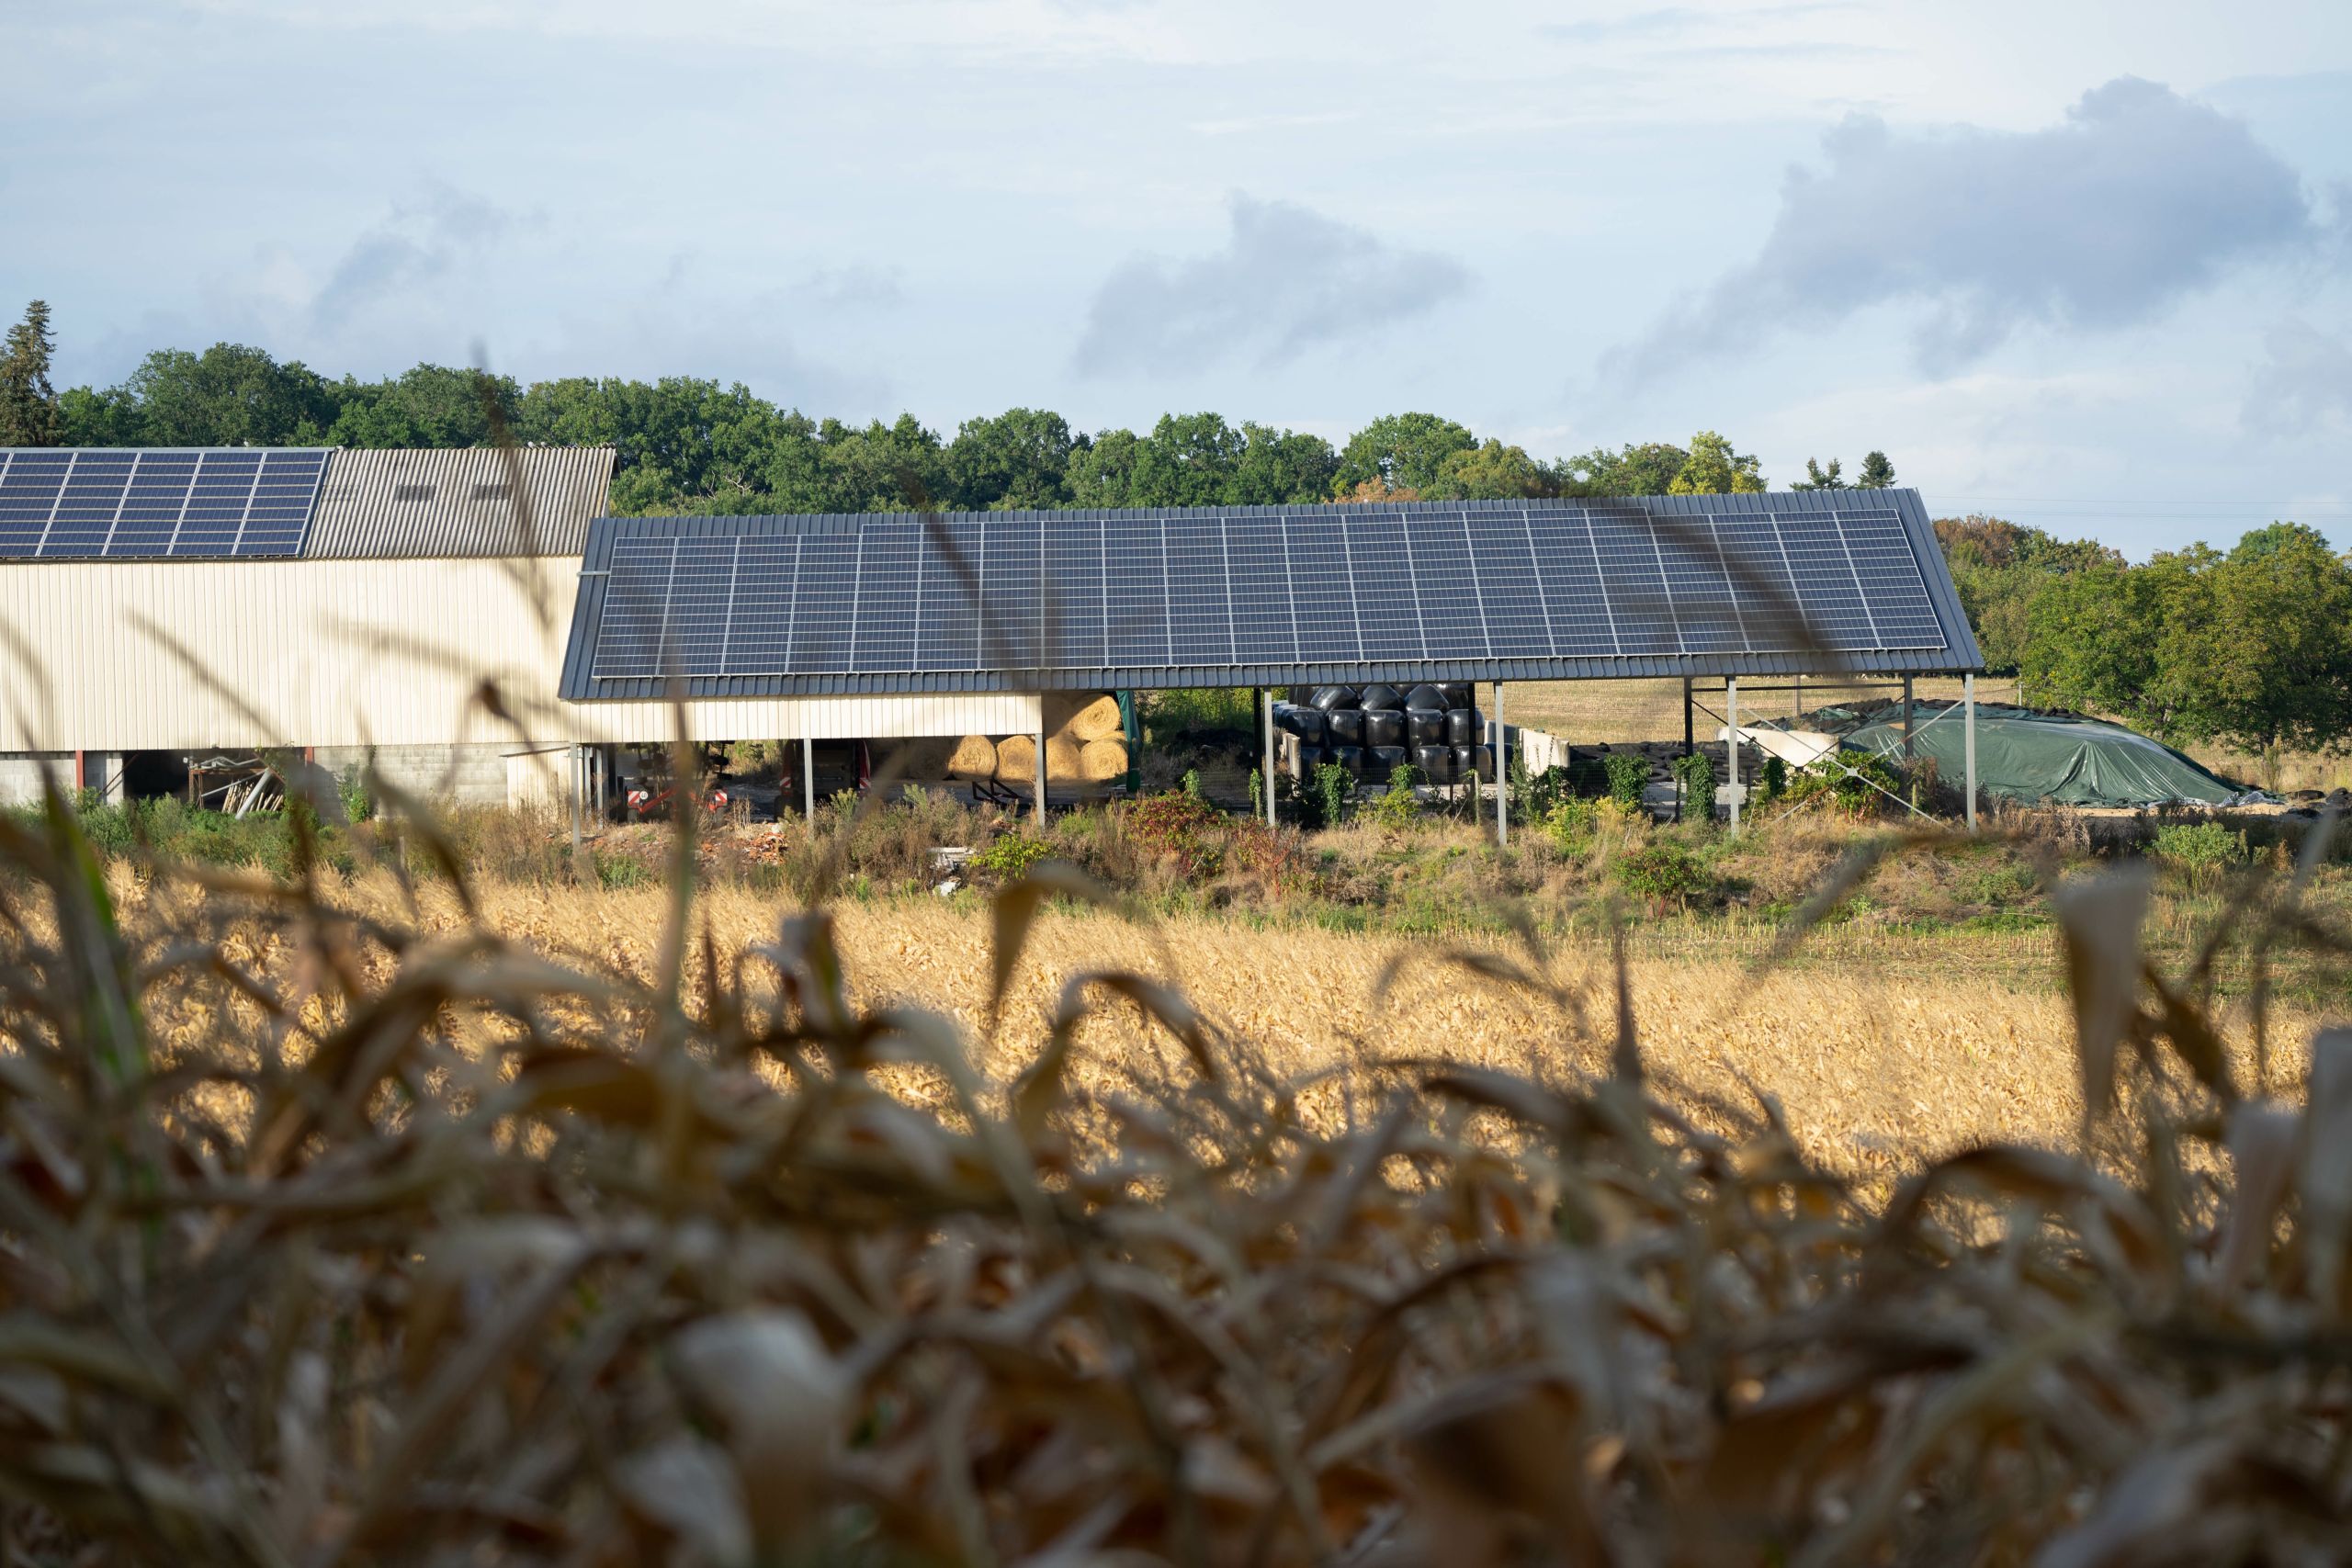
0 448 331 558
559 492 1983 699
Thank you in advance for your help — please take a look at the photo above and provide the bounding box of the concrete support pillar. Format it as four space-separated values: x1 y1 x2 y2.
569 745 583 856
1902 674 1915 762
802 736 816 824
1964 672 1978 832
1725 677 1741 835
1493 682 1508 849
1035 712 1047 822
1261 688 1276 828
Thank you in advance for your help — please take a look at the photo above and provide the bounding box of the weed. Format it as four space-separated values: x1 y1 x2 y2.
1614 840 1709 911
1604 750 1650 810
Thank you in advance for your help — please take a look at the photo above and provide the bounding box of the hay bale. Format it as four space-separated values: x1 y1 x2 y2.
1078 739 1128 783
880 738 955 782
1047 693 1124 742
997 732 1091 783
945 735 1000 780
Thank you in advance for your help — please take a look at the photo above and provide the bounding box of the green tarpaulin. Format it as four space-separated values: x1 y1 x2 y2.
1823 703 2249 808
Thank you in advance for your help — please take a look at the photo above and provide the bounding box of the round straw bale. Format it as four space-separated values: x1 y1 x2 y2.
1078 739 1129 783
945 735 1000 779
993 733 1035 780
1050 693 1125 741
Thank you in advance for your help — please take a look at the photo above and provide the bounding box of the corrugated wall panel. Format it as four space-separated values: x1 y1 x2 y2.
0 560 1045 750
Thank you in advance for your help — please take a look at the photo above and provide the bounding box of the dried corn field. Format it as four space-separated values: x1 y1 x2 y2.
3 794 2349 1565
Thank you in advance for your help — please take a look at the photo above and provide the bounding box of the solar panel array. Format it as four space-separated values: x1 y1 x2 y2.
0 448 331 558
581 500 1955 687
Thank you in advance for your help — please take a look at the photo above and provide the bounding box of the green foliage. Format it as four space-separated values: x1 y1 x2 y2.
337 766 375 825
1792 457 1846 491
593 850 658 890
1332 412 1477 495
1934 514 2126 673
1247 767 1264 818
1613 842 1709 909
2023 525 2352 755
1561 440 1688 496
970 832 1055 880
1313 762 1352 830
1670 750 1715 818
1604 751 1650 811
1368 777 1422 831
1121 790 1227 878
1142 688 1255 734
1758 755 1789 806
1667 430 1765 494
1542 795 1600 853
2152 819 2245 876
1420 439 1562 501
1781 749 1901 813
0 300 62 446
1182 769 1206 803
1854 449 1896 489
944 407 1076 510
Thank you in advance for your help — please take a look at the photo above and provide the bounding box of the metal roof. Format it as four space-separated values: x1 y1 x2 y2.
560 490 1983 700
303 446 616 559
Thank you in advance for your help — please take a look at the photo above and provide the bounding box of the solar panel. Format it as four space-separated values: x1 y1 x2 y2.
571 493 1964 689
0 448 330 558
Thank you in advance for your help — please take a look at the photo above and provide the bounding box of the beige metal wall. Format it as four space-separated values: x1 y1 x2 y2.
0 560 1044 752
0 558 579 751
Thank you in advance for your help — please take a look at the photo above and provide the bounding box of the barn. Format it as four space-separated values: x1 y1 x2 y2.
2 446 1986 828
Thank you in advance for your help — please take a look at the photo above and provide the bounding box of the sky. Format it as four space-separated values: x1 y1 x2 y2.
4 0 2350 558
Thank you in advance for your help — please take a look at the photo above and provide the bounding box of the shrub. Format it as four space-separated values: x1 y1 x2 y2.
2153 819 2245 882
337 765 376 824
1614 841 1709 911
971 832 1055 881
1141 687 1256 734
1669 750 1715 820
1781 749 1901 815
1542 795 1600 855
1368 767 1423 832
1123 790 1227 879
1758 754 1789 806
1182 768 1206 803
1604 751 1650 811
1247 767 1264 818
1313 762 1351 830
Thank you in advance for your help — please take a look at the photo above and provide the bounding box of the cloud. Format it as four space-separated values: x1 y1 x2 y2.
2244 318 2352 433
1073 195 1469 375
794 264 905 311
1607 77 2326 385
309 186 520 331
1543 4 1856 46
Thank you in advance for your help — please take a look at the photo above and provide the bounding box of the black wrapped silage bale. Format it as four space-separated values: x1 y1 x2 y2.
1407 710 1446 747
1435 682 1473 710
1329 744 1364 778
1294 743 1326 777
1455 744 1495 783
1414 744 1456 784
1360 682 1405 712
1309 685 1361 712
1367 744 1409 776
1404 683 1447 713
1291 708 1326 743
1326 708 1365 747
1363 710 1407 749
1443 707 1484 747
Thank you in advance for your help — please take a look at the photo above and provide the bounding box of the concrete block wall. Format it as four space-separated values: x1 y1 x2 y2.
0 752 124 807
311 744 516 807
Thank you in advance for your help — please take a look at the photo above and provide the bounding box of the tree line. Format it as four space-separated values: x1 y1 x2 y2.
5 307 2345 762
1 313 1899 514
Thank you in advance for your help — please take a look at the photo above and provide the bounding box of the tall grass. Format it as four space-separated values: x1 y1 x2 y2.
0 774 2346 1562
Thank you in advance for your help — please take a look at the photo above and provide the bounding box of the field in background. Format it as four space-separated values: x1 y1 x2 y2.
220 873 2301 1189
1493 675 2352 792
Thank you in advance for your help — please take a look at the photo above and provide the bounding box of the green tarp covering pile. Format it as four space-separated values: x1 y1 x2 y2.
1796 703 2251 808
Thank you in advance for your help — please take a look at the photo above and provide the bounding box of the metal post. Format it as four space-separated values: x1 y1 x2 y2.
569 744 582 855
1725 678 1741 835
1261 688 1276 827
801 736 815 825
1035 711 1047 822
1902 674 1915 763
1681 677 1693 757
1493 682 1508 848
1963 672 1978 832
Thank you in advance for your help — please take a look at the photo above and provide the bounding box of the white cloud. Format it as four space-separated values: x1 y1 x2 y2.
1073 195 1470 375
1607 77 2327 384
2244 318 2352 433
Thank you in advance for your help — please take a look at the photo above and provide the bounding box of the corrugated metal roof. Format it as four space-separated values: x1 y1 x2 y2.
305 446 615 559
559 490 1984 700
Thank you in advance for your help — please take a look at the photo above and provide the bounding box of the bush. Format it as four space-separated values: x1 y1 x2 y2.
1122 790 1227 879
1758 755 1789 806
1182 768 1206 803
337 765 376 824
1142 688 1255 734
1604 751 1650 811
2153 819 2245 881
1670 750 1715 820
1542 795 1600 855
1368 766 1423 832
1781 749 1901 815
1247 767 1264 818
970 832 1056 881
1614 841 1709 911
1313 762 1351 830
